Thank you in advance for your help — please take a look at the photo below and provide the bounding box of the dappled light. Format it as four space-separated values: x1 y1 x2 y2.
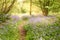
0 0 60 40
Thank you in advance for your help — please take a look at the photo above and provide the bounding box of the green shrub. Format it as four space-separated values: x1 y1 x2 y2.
0 13 10 24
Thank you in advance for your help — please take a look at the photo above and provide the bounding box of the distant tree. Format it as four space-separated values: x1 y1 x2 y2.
0 0 16 23
33 0 60 16
30 0 32 15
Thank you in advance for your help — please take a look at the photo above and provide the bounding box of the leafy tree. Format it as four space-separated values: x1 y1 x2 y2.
33 0 60 16
0 0 16 23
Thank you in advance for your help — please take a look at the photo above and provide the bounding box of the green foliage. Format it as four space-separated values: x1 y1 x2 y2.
0 20 19 40
21 8 27 13
0 13 10 23
33 0 60 12
50 0 60 12
23 17 60 40
0 0 16 23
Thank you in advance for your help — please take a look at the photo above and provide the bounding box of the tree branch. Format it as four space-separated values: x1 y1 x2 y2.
5 0 16 14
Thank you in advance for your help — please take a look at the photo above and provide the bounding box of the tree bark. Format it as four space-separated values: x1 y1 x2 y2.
42 8 48 16
30 0 32 15
41 0 49 16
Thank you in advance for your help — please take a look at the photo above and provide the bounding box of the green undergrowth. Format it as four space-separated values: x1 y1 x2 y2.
23 16 60 40
0 20 21 40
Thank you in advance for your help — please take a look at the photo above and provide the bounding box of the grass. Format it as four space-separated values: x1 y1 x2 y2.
0 19 21 40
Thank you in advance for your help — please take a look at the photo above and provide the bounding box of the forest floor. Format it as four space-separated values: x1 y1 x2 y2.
11 14 58 40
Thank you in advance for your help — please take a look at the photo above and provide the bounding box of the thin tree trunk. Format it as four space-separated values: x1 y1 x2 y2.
3 0 7 13
30 0 32 15
1 0 5 13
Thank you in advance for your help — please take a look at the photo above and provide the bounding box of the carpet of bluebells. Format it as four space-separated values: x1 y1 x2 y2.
23 16 60 40
0 15 60 40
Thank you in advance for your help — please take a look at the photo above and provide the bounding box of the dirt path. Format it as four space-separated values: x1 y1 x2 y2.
18 21 27 40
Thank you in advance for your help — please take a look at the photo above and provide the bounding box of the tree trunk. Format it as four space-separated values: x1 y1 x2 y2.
30 0 32 15
5 0 16 14
42 8 48 16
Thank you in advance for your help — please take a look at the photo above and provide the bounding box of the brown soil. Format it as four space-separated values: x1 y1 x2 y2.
18 21 27 40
